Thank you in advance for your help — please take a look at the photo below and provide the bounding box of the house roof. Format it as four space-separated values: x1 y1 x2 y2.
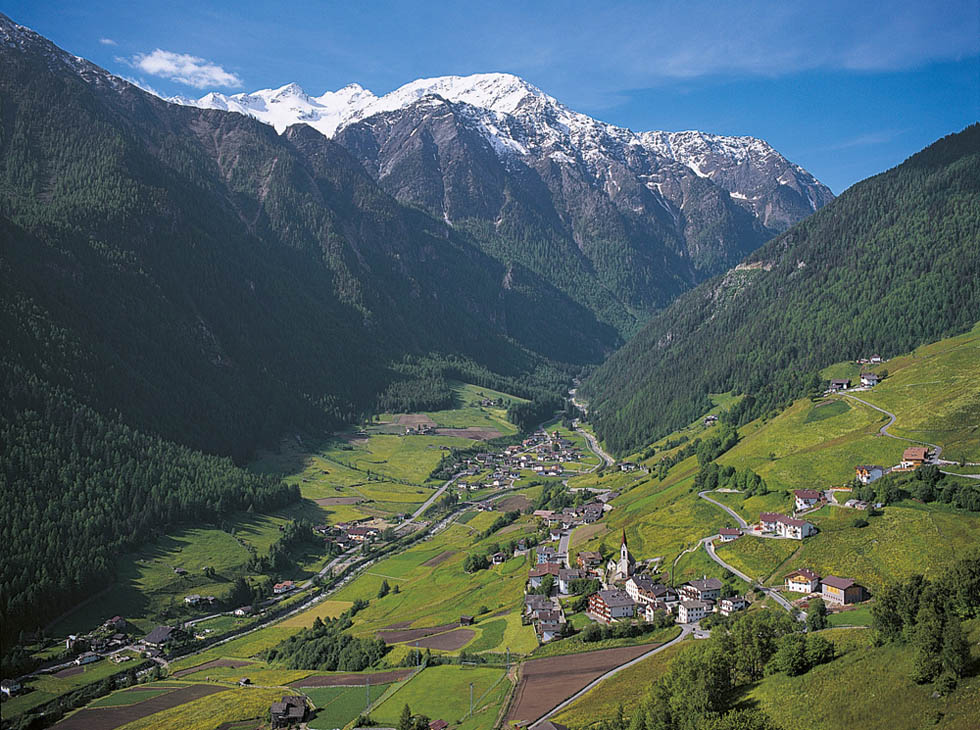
680 600 710 609
143 626 175 644
529 563 562 577
786 568 820 581
822 576 857 590
794 489 822 500
594 589 636 608
628 576 657 591
559 569 583 580
430 720 449 730
903 446 929 460
687 577 723 591
719 527 742 536
855 465 882 471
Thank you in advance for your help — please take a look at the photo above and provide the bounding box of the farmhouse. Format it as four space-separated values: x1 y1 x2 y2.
829 379 851 391
680 577 722 602
273 580 295 594
75 651 100 666
620 462 638 472
577 551 603 571
142 625 179 648
234 606 252 617
718 527 742 542
759 512 816 539
1 679 22 697
270 695 308 728
821 576 866 605
900 446 931 469
860 372 880 387
588 589 637 623
855 465 884 484
558 568 584 594
491 551 507 565
528 563 561 588
793 489 823 511
704 414 719 425
719 596 748 616
677 600 711 624
536 620 563 642
785 568 821 593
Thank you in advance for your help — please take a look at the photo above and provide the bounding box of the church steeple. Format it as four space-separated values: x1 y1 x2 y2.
621 529 627 548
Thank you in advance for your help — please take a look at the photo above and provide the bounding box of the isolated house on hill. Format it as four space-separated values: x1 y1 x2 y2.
270 695 307 728
855 465 884 484
821 576 866 605
793 489 823 511
900 447 930 469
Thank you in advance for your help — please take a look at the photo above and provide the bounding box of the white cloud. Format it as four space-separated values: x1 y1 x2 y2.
99 38 117 46
125 49 242 89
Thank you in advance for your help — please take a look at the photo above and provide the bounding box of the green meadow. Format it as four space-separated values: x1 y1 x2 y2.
306 683 392 729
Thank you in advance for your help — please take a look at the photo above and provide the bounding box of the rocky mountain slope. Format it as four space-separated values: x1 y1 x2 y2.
177 74 834 331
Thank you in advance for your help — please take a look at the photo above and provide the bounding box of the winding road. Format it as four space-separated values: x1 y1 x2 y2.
839 392 943 458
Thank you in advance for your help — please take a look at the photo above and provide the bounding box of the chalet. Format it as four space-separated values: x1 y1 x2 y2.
491 552 508 565
577 551 603 571
1 679 22 697
537 620 563 642
549 527 563 542
75 651 101 666
588 589 637 623
173 567 187 576
760 512 816 539
704 414 719 426
430 720 450 730
821 576 866 605
142 625 178 648
794 489 823 511
844 499 870 510
558 568 584 594
528 563 562 588
901 446 931 469
620 462 638 472
829 379 851 392
524 594 555 616
270 695 307 728
581 504 603 523
677 600 711 624
680 577 722 602
533 509 556 520
718 527 742 542
855 465 884 484
870 355 883 364
785 568 821 593
272 581 295 595
184 594 202 605
719 596 748 616
860 372 880 387
234 606 252 617
536 546 560 564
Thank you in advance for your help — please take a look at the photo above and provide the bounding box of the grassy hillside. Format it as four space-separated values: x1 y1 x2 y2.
583 124 980 455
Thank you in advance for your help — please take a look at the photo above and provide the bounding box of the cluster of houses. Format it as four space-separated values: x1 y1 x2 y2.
784 568 867 605
456 430 588 491
828 371 881 392
183 594 217 606
758 512 817 539
314 520 386 550
524 594 568 642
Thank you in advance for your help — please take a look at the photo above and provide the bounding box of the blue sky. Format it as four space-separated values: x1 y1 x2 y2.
9 0 979 193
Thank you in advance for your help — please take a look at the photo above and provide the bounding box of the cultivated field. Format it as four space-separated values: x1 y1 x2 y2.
51 684 228 730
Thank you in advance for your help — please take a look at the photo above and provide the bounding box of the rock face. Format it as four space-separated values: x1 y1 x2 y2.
177 74 834 332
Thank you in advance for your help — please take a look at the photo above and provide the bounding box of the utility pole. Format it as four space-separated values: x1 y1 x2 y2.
366 674 370 710
470 682 474 715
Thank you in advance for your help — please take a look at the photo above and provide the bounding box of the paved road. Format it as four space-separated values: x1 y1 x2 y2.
529 623 694 728
698 491 749 530
558 532 572 568
840 393 943 459
703 537 802 620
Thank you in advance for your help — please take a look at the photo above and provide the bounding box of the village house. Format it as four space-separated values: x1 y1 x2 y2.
142 625 179 648
537 620 563 643
524 594 555 617
844 498 870 510
273 580 295 595
491 551 507 565
900 446 931 469
528 563 562 589
855 465 884 484
870 355 883 364
558 568 584 594
677 600 711 624
718 527 742 542
270 695 307 728
577 551 603 572
821 576 866 605
1 679 22 697
829 379 851 392
549 527 563 542
620 462 638 472
680 577 722 602
625 575 664 605
103 616 128 632
719 595 748 616
430 720 450 730
234 606 252 617
703 414 719 426
785 568 821 593
536 545 560 564
760 512 816 539
860 372 880 387
642 601 670 622
793 489 823 511
75 651 100 666
589 589 637 623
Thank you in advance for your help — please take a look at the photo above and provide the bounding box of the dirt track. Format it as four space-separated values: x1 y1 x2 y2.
52 684 227 730
506 645 656 724
289 669 413 687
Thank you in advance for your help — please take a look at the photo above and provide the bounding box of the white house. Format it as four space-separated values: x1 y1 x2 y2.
677 600 711 624
760 513 816 540
785 568 821 593
589 589 637 623
793 489 823 511
718 527 742 542
719 596 748 616
1 679 22 697
680 577 722 602
855 465 884 484
860 372 880 387
558 568 583 594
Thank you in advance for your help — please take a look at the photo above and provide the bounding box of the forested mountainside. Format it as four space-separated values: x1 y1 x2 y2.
179 74 834 335
0 16 600 641
582 124 980 455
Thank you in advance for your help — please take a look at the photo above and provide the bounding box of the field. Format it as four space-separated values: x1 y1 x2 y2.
551 641 692 726
167 626 297 673
371 665 508 728
305 683 391 729
714 535 801 584
507 644 663 725
87 687 178 708
290 669 414 687
51 684 229 730
110 685 287 730
529 626 681 659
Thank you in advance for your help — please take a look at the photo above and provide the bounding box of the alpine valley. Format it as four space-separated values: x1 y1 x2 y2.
1 10 978 730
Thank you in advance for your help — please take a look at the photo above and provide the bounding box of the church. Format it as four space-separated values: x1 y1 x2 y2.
606 529 636 584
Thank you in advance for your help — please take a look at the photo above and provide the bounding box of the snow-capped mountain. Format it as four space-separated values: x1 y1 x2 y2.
172 73 833 232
